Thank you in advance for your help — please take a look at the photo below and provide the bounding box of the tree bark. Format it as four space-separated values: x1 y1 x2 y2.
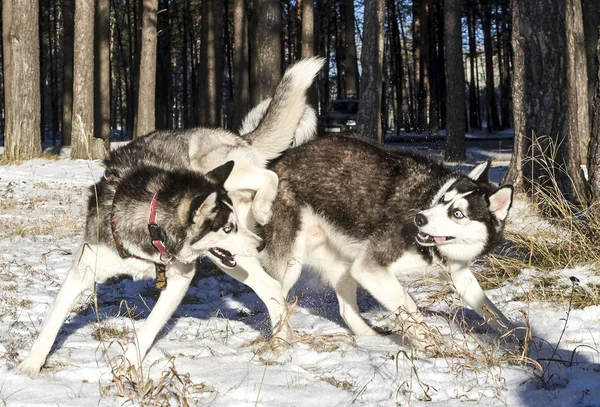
444 0 466 161
71 0 106 159
2 0 42 162
467 7 480 130
136 0 158 138
503 0 585 202
232 0 250 131
94 0 111 142
582 0 600 123
481 3 500 132
339 0 358 98
249 0 282 105
356 0 384 142
198 0 224 127
589 26 600 205
566 0 590 165
155 0 170 130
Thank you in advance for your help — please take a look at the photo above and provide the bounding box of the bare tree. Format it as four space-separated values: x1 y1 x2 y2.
71 0 106 159
339 0 359 98
250 0 282 105
481 1 500 132
589 27 600 206
444 0 466 161
136 0 159 138
198 0 224 127
357 0 384 142
503 0 586 201
2 0 42 162
232 0 250 131
95 0 111 142
62 0 75 146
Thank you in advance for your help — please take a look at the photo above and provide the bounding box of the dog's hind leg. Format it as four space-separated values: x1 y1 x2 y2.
330 272 378 336
121 264 194 370
447 265 521 339
221 256 292 340
224 165 279 226
19 245 96 376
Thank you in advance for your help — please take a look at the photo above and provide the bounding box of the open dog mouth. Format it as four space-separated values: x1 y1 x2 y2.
208 248 236 268
416 231 455 246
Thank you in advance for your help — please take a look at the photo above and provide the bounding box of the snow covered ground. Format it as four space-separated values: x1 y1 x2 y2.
0 149 599 406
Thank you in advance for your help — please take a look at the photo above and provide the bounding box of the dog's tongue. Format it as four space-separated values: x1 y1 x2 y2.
434 236 446 244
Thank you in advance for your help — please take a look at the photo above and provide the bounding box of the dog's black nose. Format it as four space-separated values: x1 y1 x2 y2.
257 240 266 253
414 213 428 227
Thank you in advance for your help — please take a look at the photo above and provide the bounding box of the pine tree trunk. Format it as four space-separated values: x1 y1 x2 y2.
136 0 158 138
500 0 512 129
249 0 282 105
155 0 170 130
444 0 466 162
582 0 600 123
71 0 106 159
566 0 590 166
94 0 110 142
232 0 250 131
2 0 42 162
589 26 600 205
356 0 384 142
339 0 358 98
467 8 479 130
503 0 585 202
198 0 224 127
317 0 331 115
388 0 403 132
481 4 500 132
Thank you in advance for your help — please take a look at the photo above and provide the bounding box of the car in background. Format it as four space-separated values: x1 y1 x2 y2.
319 99 358 135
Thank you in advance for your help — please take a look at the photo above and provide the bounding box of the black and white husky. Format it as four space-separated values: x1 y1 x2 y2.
259 135 520 347
18 57 324 375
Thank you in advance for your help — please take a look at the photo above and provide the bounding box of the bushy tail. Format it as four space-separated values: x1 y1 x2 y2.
241 57 324 161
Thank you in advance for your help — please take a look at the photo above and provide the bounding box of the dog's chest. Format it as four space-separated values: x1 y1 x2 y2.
388 250 444 278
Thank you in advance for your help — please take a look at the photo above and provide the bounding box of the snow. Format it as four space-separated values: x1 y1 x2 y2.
1 156 599 406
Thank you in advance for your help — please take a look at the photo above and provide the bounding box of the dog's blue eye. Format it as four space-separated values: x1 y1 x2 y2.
453 209 464 219
223 224 233 233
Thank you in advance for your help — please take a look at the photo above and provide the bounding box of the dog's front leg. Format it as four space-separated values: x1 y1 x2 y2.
121 264 194 370
19 246 95 376
220 256 292 341
449 266 522 339
349 253 433 346
224 166 278 226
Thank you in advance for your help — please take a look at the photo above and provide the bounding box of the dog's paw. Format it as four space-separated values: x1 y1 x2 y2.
18 357 43 377
252 200 273 226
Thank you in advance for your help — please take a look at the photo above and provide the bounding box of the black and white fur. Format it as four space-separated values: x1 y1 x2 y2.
259 135 518 347
18 58 323 375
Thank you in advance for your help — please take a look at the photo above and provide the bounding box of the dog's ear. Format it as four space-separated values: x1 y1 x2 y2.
489 186 513 221
188 192 218 224
206 161 235 186
467 161 491 183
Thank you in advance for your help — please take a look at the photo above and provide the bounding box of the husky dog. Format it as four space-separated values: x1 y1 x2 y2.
18 58 324 376
259 135 518 346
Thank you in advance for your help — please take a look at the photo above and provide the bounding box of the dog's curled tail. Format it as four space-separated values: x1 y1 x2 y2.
241 57 324 161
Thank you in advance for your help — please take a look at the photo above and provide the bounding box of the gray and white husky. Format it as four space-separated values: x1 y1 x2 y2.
259 135 520 347
18 57 324 375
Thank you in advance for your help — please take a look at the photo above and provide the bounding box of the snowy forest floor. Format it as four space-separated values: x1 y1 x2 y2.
0 142 599 406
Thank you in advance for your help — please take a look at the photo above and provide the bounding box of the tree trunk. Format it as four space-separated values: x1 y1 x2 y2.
589 26 600 205
316 0 331 114
444 0 466 161
71 0 106 159
155 0 170 130
467 7 480 130
249 0 282 106
135 0 158 138
500 0 512 129
198 0 224 127
339 0 358 98
503 0 585 202
94 0 111 142
2 0 42 162
413 0 428 132
582 0 600 124
388 0 403 132
481 3 500 132
566 0 590 166
356 0 384 142
232 0 250 131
